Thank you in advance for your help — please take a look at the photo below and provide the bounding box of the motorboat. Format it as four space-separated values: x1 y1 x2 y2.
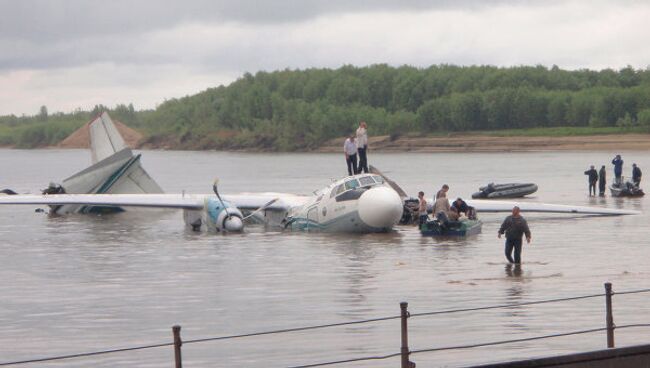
471 183 538 199
420 218 482 236
610 181 644 197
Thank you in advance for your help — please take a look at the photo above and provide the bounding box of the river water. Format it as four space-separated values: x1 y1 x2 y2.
0 149 649 367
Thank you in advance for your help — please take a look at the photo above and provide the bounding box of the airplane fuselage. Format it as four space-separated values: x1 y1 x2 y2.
283 174 404 233
181 174 404 233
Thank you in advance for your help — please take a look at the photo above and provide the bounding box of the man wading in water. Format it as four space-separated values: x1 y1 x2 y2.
498 206 532 264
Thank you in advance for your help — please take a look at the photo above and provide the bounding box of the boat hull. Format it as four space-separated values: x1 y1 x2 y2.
472 183 538 199
610 183 645 197
420 219 483 237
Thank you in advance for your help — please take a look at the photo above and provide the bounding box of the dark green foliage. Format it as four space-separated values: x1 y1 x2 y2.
2 65 650 150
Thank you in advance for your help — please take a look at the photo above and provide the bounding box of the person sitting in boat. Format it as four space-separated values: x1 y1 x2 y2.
451 197 469 215
612 155 623 185
632 163 642 187
466 206 477 220
447 206 460 221
435 207 461 229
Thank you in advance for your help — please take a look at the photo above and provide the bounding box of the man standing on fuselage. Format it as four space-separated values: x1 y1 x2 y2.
356 121 369 174
498 206 532 265
344 135 358 176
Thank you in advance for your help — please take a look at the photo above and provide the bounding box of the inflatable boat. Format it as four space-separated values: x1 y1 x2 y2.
471 183 538 199
610 181 644 197
420 218 482 237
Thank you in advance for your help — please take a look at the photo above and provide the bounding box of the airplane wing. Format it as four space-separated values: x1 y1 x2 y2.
222 193 310 211
0 193 309 211
466 199 639 216
0 194 206 209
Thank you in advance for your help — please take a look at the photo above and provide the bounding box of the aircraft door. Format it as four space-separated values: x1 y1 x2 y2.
307 206 319 230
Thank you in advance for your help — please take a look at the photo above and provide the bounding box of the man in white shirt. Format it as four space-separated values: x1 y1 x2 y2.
356 121 369 173
344 135 358 176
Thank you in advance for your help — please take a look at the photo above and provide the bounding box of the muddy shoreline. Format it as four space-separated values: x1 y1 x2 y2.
317 134 650 153
3 133 649 152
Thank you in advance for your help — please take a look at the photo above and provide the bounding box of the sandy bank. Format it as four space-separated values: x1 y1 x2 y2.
317 134 650 153
58 120 143 149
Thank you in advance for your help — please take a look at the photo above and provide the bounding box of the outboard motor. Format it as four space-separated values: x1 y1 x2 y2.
400 197 420 225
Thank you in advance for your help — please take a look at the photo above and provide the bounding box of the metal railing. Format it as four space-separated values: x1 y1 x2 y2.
1 282 650 367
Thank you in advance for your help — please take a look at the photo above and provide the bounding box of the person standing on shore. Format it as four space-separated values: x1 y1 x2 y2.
612 155 623 185
598 165 607 196
584 165 598 196
344 135 358 176
356 121 369 174
498 206 532 265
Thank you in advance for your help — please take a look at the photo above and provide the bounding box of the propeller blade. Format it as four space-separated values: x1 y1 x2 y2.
369 165 409 198
243 198 280 220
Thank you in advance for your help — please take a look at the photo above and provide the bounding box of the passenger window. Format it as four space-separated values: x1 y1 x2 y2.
345 179 360 190
372 175 384 184
359 176 375 186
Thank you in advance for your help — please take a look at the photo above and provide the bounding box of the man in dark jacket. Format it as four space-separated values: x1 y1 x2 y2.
498 206 532 264
612 155 623 185
584 165 598 196
451 197 469 215
632 163 642 187
598 165 607 196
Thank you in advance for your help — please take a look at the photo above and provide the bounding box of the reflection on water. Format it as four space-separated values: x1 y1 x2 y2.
0 149 649 367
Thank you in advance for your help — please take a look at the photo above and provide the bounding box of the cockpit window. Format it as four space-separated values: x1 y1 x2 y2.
359 176 375 186
372 175 384 184
331 184 345 197
344 179 360 190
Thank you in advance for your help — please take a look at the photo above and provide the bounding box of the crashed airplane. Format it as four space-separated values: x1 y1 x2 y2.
43 112 163 214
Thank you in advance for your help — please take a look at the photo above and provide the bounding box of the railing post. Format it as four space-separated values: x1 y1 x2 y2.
400 302 415 368
173 325 183 368
604 282 615 348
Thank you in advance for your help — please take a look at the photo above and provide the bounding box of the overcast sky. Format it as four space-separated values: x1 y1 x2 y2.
1 0 649 116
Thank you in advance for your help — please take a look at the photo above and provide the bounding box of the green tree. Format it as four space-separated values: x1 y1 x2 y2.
38 105 48 121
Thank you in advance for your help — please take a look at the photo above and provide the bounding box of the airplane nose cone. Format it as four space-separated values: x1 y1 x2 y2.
224 216 244 232
358 186 403 229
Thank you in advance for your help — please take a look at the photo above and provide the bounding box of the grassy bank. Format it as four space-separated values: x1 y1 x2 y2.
0 119 87 148
467 126 648 137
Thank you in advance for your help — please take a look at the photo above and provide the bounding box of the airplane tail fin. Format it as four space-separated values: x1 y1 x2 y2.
89 112 127 164
53 112 163 214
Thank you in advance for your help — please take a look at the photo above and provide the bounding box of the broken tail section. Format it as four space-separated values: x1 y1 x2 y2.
52 113 163 214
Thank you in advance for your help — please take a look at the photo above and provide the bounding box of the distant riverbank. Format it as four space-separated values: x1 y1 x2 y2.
2 127 649 153
318 131 650 153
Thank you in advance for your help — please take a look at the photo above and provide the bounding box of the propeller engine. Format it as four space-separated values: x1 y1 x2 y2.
209 179 244 232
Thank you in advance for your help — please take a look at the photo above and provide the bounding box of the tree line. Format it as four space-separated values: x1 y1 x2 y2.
2 64 650 150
